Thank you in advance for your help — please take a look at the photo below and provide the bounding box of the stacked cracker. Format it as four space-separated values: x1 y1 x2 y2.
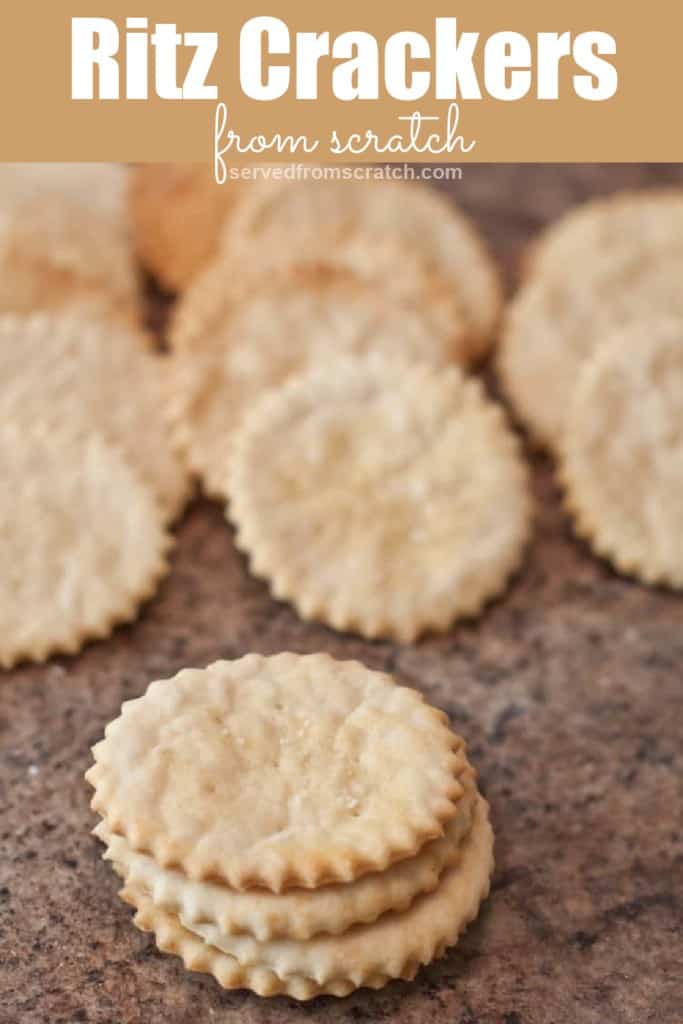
498 190 683 587
0 166 188 667
87 653 494 999
161 177 533 641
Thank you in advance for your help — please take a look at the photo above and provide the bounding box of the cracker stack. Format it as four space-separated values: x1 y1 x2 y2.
87 654 494 999
159 178 528 640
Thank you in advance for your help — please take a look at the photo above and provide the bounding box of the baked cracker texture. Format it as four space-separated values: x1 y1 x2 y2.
86 654 465 891
0 424 172 668
117 796 493 1000
220 178 502 362
499 189 683 449
170 236 468 359
228 356 532 642
166 266 468 498
559 317 683 586
0 163 139 322
525 188 683 282
128 164 249 291
96 767 476 942
0 312 189 521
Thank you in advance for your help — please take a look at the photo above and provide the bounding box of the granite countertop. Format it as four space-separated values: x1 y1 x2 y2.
1 165 682 1024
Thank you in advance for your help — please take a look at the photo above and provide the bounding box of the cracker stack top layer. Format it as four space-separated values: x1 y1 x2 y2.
87 654 494 999
87 653 465 891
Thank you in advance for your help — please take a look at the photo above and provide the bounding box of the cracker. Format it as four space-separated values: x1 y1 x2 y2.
501 189 683 449
498 256 683 450
0 163 129 223
119 795 493 999
0 312 189 521
559 317 683 587
86 654 465 891
228 357 532 642
220 178 502 361
167 266 467 498
170 237 468 359
0 165 139 322
128 164 248 291
526 189 683 284
97 765 476 942
0 424 171 668
120 884 398 998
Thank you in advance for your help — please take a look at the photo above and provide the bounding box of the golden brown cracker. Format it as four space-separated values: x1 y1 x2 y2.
87 654 465 891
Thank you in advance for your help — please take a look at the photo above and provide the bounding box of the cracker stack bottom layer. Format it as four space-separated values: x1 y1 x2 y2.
86 654 494 999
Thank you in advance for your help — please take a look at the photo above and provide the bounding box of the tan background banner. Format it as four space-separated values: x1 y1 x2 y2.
0 1 679 163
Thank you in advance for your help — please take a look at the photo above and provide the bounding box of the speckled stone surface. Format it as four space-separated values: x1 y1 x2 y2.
1 165 683 1024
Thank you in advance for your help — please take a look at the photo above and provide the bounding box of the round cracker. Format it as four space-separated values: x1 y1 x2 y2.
128 164 248 291
526 188 683 284
498 256 683 450
0 312 189 521
0 425 171 668
170 237 467 359
0 166 139 322
86 654 465 891
559 317 683 587
228 357 532 642
220 178 502 361
97 764 476 942
167 266 467 498
119 796 493 1000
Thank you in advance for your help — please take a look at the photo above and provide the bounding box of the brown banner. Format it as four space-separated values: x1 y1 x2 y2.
0 1 679 163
